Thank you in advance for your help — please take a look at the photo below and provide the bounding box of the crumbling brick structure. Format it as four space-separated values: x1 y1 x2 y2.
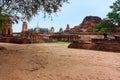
70 16 102 33
2 15 13 36
64 24 70 32
50 27 55 33
49 33 80 42
22 22 28 33
21 32 44 43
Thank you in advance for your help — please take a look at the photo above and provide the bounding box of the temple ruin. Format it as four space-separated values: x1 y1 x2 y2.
22 22 28 33
1 15 120 52
70 16 102 33
35 23 40 33
50 27 55 33
59 28 63 32
2 15 13 36
64 24 70 32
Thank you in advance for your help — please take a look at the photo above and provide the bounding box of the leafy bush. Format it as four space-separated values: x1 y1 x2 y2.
107 0 120 26
94 19 116 33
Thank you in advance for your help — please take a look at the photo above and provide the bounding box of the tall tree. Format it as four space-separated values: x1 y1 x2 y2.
107 0 120 26
0 12 5 33
0 0 68 23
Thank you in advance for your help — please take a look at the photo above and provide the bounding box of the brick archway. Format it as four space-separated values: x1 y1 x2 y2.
8 28 11 35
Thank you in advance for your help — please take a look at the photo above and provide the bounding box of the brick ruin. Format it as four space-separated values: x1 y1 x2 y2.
49 16 103 42
66 16 120 52
1 15 120 51
49 33 80 42
22 22 28 33
59 28 63 32
0 20 45 43
0 16 110 43
49 32 105 42
35 23 40 33
50 27 54 33
64 24 70 32
68 37 120 52
70 16 102 33
2 15 13 36
20 22 44 43
21 32 44 43
46 16 120 52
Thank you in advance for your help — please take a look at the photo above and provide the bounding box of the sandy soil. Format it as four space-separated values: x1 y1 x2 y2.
0 43 120 80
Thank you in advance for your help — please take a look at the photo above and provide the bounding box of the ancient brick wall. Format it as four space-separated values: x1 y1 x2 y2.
70 16 102 33
68 39 120 52
2 15 13 36
22 22 28 33
79 35 104 41
49 33 80 42
21 32 44 43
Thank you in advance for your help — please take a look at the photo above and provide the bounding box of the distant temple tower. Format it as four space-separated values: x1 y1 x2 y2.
22 22 28 33
65 24 70 32
50 27 54 33
2 15 13 36
35 23 40 32
59 28 63 32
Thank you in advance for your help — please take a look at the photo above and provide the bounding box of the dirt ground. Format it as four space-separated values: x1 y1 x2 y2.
0 43 120 80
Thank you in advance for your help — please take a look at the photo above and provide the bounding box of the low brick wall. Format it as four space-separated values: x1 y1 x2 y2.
49 34 79 42
79 35 104 41
68 40 120 52
0 37 30 44
0 37 44 44
92 39 120 44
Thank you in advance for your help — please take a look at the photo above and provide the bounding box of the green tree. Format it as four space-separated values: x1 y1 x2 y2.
40 28 50 33
28 28 34 32
28 27 50 33
0 0 68 23
94 19 116 33
107 0 120 26
0 12 6 33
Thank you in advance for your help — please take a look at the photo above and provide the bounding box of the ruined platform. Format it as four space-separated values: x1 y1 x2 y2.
68 39 120 52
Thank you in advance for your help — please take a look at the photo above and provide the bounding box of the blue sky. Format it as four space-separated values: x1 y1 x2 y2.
13 0 116 32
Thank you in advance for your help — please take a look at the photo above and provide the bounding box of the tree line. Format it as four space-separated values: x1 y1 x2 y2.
28 27 50 33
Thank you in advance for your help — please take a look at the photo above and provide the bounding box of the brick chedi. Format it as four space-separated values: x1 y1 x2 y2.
22 22 28 33
59 28 63 32
2 15 13 36
50 27 55 33
64 24 70 32
35 23 40 33
70 16 102 33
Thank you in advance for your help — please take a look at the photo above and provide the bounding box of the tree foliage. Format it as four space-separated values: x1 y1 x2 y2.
28 27 50 33
107 0 120 26
28 28 34 32
0 0 68 23
0 12 5 33
40 28 50 33
94 19 116 33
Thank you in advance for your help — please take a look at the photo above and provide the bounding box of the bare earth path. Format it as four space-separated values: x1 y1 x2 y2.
0 43 120 80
